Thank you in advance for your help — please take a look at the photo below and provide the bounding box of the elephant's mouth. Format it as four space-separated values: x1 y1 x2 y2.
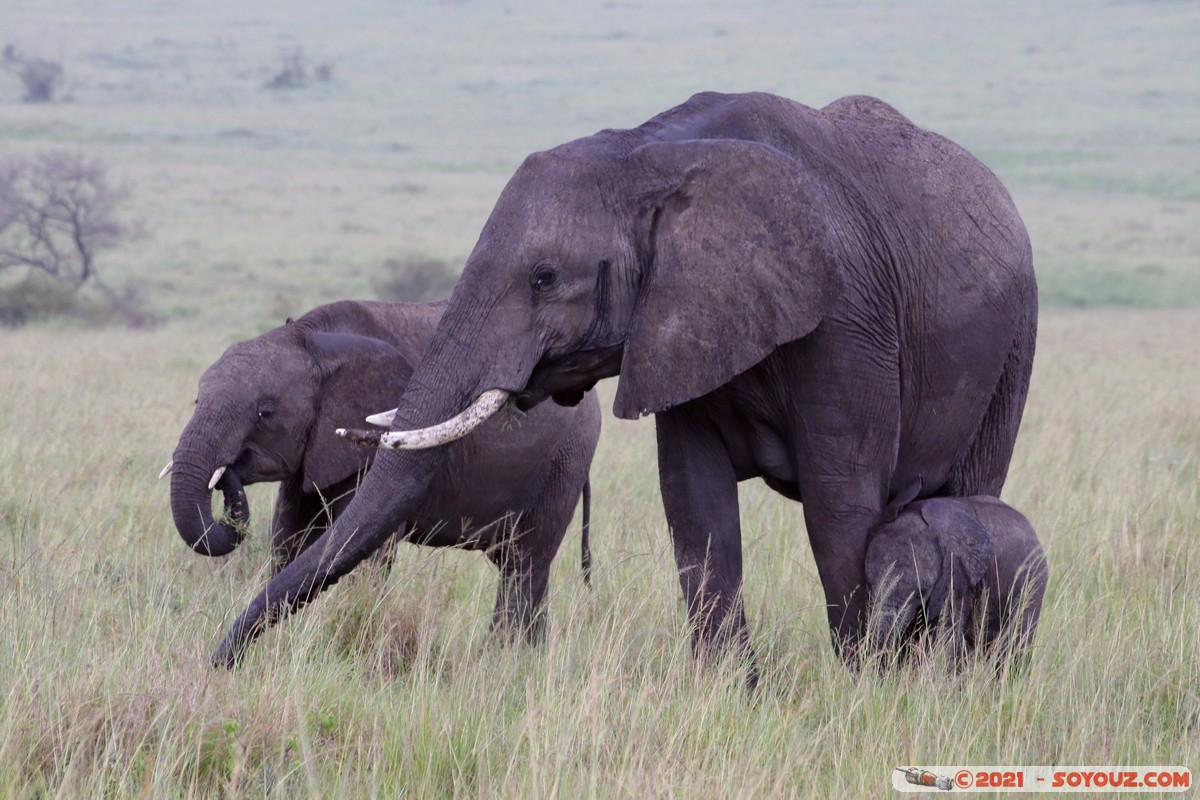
518 343 624 410
215 467 251 530
213 449 294 528
226 444 299 487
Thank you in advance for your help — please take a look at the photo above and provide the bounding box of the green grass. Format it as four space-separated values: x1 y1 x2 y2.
2 0 1199 795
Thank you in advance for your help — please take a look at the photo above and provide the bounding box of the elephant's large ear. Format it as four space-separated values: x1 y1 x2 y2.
923 504 994 628
302 332 414 492
613 138 846 419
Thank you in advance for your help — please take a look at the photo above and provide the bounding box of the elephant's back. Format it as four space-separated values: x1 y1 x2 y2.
637 91 1035 293
351 299 450 366
969 497 1045 583
821 95 1035 298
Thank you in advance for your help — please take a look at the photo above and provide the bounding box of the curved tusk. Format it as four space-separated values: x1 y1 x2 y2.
365 408 397 427
337 389 510 451
208 465 227 490
158 460 174 480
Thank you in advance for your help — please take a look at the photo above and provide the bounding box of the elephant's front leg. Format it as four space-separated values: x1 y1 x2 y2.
270 479 328 572
271 476 364 573
655 407 754 675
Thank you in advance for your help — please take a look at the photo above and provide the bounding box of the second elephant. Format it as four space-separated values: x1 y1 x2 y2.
166 299 600 640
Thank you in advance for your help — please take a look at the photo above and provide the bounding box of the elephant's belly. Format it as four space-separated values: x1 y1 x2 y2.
406 513 511 551
732 424 798 487
700 366 800 490
419 472 534 532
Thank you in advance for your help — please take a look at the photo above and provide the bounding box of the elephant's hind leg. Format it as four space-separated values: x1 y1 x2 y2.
947 325 1036 498
270 479 333 572
486 448 587 644
485 516 551 645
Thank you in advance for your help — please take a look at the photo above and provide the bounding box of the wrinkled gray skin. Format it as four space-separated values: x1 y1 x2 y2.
865 481 1048 665
170 299 600 640
214 91 1037 674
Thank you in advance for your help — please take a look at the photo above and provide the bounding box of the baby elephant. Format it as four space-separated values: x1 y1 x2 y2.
865 481 1048 666
164 299 600 641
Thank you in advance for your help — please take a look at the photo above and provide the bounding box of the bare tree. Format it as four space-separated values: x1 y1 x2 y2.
0 152 152 326
0 152 137 288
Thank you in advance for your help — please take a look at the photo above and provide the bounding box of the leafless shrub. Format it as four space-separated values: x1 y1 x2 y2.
372 254 460 303
265 47 333 90
0 269 157 328
3 44 64 102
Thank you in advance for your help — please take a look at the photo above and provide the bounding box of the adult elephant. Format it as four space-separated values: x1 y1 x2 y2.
165 299 600 639
214 91 1037 671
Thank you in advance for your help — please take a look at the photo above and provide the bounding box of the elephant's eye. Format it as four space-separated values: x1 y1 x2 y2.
257 404 275 422
531 264 558 291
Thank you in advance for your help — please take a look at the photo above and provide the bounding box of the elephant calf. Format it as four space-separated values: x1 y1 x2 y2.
865 481 1048 666
163 299 600 641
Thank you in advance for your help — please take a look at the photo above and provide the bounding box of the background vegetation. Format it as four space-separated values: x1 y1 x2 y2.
0 0 1196 796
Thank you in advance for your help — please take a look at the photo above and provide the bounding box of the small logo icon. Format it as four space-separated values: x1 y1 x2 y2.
896 767 954 791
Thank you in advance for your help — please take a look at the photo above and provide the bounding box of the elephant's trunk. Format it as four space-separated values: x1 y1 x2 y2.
214 426 448 667
170 434 250 557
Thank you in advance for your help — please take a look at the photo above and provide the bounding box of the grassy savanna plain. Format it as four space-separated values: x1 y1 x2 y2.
1 0 1198 796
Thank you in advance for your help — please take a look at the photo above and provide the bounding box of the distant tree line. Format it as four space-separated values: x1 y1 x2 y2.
3 41 336 102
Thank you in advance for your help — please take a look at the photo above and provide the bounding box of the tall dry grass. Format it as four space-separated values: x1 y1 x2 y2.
0 308 1196 797
2 2 1199 793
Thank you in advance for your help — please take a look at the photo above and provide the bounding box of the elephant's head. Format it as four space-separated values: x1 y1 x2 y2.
352 126 846 455
864 495 994 651
169 319 412 556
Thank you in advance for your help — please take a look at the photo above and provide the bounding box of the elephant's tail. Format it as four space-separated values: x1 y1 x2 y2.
581 478 592 589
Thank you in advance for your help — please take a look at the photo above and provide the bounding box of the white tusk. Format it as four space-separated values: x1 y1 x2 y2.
337 389 510 451
208 466 227 490
365 408 397 427
158 460 173 480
